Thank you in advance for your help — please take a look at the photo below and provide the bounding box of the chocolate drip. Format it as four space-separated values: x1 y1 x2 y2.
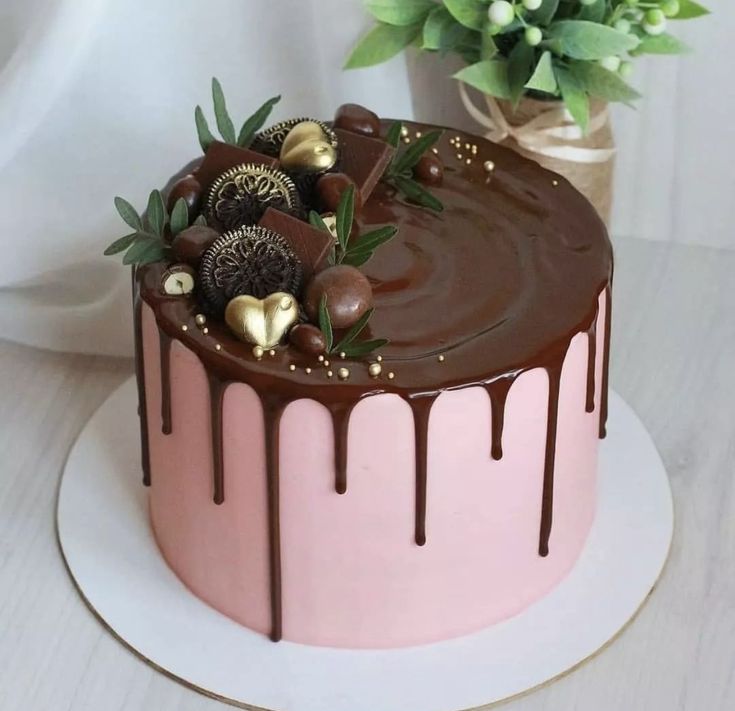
408 395 438 546
585 319 597 414
485 377 514 460
132 271 150 486
260 394 286 642
329 402 355 494
207 375 229 504
159 330 173 434
538 362 563 557
599 285 612 438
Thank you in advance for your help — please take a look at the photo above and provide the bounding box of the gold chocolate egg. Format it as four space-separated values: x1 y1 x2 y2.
224 292 298 349
279 121 338 173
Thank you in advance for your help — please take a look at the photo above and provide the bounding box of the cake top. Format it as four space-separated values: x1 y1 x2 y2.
107 81 612 399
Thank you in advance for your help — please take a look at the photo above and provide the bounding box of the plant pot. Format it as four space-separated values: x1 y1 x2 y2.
460 87 615 225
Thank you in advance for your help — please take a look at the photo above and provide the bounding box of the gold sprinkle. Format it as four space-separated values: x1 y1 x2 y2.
289 364 296 371
376 355 383 362
415 130 423 138
438 354 445 362
323 360 330 367
387 371 396 380
252 345 264 359
454 135 461 143
215 344 222 352
368 362 382 378
465 142 471 150
194 314 206 327
400 125 409 138
466 158 472 165
432 147 439 155
339 351 346 359
202 327 209 335
484 160 495 173
327 370 333 378
402 136 411 144
457 153 463 161
552 179 559 186
305 367 312 374
269 349 276 357
181 324 188 332
471 145 478 155
338 367 350 381
318 354 325 362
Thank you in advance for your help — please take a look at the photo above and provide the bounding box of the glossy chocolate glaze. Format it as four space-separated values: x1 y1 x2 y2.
133 121 613 641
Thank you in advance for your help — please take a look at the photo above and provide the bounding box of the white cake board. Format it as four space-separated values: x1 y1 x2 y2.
57 378 673 711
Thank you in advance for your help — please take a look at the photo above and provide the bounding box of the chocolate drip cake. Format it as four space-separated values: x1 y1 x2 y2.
108 90 612 648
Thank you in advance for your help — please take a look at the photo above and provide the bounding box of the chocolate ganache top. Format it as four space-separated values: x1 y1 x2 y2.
139 120 612 401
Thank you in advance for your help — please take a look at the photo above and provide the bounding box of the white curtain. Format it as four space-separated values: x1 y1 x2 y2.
0 0 728 357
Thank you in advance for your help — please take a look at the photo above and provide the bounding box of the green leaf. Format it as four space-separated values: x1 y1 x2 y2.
453 60 511 100
193 214 208 226
333 308 375 352
340 339 389 358
318 295 333 352
443 0 486 30
423 6 454 50
195 105 216 152
635 33 690 55
146 190 166 237
507 41 535 108
114 196 142 231
546 21 638 60
211 78 236 144
335 185 355 253
530 0 559 26
392 130 443 174
308 210 331 233
555 66 589 133
366 0 435 26
672 0 710 19
349 226 398 254
345 22 422 68
393 176 444 212
237 95 281 147
525 51 558 94
385 121 403 148
122 236 163 266
576 0 605 23
480 30 498 60
103 232 137 256
169 197 189 237
570 62 641 103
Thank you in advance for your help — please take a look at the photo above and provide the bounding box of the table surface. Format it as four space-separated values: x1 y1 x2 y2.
1 236 733 711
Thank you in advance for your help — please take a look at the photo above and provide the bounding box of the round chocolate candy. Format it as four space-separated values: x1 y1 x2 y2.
315 173 362 213
289 323 327 355
160 264 196 296
414 154 444 186
303 265 373 330
166 174 202 219
334 104 380 137
172 225 219 268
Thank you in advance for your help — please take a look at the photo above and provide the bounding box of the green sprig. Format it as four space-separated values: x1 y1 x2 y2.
318 301 389 357
195 77 281 152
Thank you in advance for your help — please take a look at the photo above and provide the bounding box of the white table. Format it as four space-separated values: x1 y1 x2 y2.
1 236 733 711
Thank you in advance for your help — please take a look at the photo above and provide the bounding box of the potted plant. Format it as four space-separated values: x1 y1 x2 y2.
346 0 709 223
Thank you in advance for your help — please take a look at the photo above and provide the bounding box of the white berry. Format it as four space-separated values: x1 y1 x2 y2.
488 1 515 27
525 26 543 46
522 0 543 10
599 56 621 72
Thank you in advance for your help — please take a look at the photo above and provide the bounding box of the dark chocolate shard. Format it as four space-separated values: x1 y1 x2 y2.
333 128 395 203
259 207 333 279
195 140 279 192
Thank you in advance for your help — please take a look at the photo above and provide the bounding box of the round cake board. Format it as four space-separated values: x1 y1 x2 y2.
57 378 673 711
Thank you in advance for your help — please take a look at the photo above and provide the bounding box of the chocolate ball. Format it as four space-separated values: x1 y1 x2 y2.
414 154 444 186
334 103 380 137
289 323 327 355
166 174 202 220
303 265 373 330
172 226 219 268
316 172 362 213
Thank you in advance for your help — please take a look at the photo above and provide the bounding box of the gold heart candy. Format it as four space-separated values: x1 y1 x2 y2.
279 121 337 173
224 292 299 349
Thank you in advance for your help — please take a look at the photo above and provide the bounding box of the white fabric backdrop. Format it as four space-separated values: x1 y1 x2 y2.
0 0 728 357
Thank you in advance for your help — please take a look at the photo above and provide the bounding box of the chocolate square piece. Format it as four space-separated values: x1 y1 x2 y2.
195 141 279 191
334 128 395 202
258 207 333 279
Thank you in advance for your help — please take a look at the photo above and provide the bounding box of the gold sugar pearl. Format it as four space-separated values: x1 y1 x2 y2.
326 370 333 378
339 352 346 359
454 135 461 143
181 324 188 332
387 371 396 380
438 354 445 362
466 158 472 165
289 364 296 372
202 327 209 335
471 145 478 155
400 125 409 138
252 345 264 359
457 153 463 160
415 130 423 138
215 344 222 352
368 362 382 378
376 355 383 362
318 354 325 362
269 349 276 356
305 367 312 374
323 360 330 367
552 179 559 186
402 136 411 144
484 160 495 173
337 367 350 381
432 147 439 155
465 142 471 150
194 314 206 327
